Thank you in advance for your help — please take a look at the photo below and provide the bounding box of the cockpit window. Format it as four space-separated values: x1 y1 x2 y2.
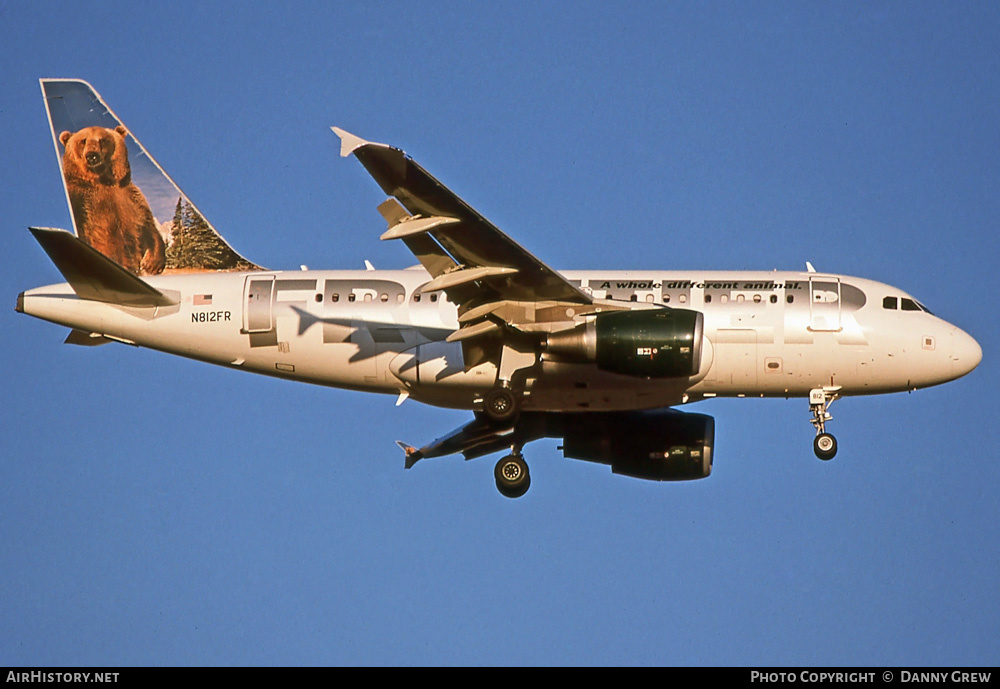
885 294 932 313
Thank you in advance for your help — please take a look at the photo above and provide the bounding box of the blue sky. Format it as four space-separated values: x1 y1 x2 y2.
1 1 997 666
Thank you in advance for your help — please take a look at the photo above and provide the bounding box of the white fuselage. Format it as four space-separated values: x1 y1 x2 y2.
19 267 981 412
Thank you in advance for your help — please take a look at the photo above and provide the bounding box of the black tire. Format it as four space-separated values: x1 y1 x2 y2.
483 387 518 424
813 432 838 461
494 454 530 498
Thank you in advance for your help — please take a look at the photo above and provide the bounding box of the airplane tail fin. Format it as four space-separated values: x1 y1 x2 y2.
40 79 260 277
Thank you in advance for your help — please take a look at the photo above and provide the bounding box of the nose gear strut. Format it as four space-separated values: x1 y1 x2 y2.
809 386 841 460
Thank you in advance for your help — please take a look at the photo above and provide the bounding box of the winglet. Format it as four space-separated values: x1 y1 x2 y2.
396 440 423 469
332 127 374 158
29 227 178 307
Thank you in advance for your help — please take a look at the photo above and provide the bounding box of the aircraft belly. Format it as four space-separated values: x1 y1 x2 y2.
386 341 495 407
705 329 758 392
388 342 692 412
527 365 687 412
693 322 884 398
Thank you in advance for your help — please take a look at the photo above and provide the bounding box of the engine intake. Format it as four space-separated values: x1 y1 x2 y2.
546 308 704 378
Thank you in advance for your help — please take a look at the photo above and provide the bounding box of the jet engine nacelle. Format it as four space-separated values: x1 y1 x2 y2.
545 308 704 378
559 410 714 481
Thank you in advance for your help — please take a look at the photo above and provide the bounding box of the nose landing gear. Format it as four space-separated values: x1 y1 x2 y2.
809 386 841 460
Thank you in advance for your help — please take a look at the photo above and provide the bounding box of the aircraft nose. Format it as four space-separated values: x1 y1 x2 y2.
950 326 982 380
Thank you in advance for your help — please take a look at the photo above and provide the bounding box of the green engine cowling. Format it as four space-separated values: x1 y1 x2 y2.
546 308 704 378
559 410 714 481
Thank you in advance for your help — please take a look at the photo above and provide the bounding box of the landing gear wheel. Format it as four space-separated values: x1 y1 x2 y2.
813 433 838 461
483 387 518 424
494 454 530 498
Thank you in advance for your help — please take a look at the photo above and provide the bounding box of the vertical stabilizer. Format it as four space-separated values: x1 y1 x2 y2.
41 79 260 276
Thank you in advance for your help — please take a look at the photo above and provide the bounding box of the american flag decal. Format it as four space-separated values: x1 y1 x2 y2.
193 294 213 305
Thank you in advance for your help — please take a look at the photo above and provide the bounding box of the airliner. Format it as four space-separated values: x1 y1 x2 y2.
17 80 981 497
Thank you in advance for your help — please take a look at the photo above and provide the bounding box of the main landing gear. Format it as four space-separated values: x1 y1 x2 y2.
809 386 841 461
482 386 519 424
495 449 530 498
480 343 535 425
481 386 530 497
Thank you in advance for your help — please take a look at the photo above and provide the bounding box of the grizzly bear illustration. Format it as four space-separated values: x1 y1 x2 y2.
59 125 165 275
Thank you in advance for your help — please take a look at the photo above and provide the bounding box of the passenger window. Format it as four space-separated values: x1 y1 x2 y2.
883 296 897 310
413 293 421 302
380 293 389 302
679 294 687 303
786 295 794 304
704 294 712 303
663 294 670 303
770 294 777 304
348 294 356 303
430 294 439 303
315 293 322 303
331 293 339 302
753 294 761 303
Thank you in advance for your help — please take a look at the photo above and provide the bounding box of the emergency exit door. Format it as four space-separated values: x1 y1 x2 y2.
243 275 275 333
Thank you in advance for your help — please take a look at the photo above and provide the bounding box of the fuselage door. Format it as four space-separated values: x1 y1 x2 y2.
809 276 841 331
243 275 275 333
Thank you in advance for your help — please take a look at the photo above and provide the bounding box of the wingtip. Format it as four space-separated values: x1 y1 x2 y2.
396 440 423 469
331 127 371 158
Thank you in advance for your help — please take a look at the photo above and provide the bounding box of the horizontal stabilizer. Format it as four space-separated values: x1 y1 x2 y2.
29 227 178 307
64 329 112 346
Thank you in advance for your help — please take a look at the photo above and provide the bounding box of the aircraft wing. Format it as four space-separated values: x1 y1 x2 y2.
333 129 616 348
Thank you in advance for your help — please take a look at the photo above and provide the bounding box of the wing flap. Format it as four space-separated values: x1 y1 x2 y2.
445 319 502 343
421 266 519 294
379 215 461 241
